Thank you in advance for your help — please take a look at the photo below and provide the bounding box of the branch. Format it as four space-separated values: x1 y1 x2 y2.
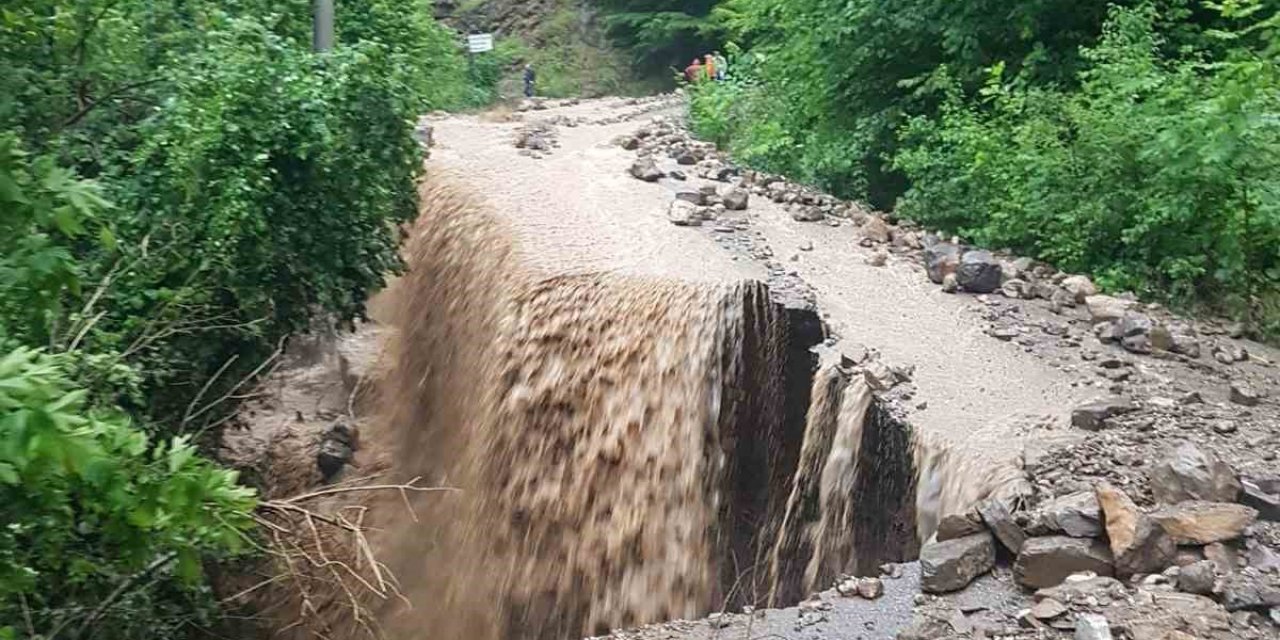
62 78 163 129
55 552 178 640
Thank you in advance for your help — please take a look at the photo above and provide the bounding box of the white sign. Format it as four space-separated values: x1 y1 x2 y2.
467 33 494 53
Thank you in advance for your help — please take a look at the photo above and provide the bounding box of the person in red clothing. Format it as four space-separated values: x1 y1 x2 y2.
684 57 704 83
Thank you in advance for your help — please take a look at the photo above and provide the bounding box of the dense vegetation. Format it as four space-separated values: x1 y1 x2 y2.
1 0 485 636
678 0 1280 337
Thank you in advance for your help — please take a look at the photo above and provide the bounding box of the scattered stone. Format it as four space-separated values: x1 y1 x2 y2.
1149 501 1258 545
856 577 884 599
722 188 750 211
674 189 705 206
956 251 1003 294
936 511 986 542
1097 483 1176 577
861 215 891 243
1087 295 1139 324
1071 398 1137 431
1074 613 1112 640
924 242 964 284
941 273 959 294
791 206 824 222
1177 560 1216 595
866 251 888 267
1015 536 1115 589
1030 491 1103 538
1150 442 1242 504
978 499 1027 554
1062 275 1098 303
629 157 663 182
1001 278 1029 299
1229 382 1263 407
920 532 997 593
1240 477 1280 522
666 200 702 227
1036 574 1127 606
668 169 687 181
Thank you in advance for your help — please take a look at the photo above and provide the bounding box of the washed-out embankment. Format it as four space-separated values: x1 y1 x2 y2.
347 178 1026 639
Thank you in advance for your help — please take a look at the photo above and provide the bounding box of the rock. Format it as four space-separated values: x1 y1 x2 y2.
936 511 986 542
629 157 663 182
722 188 749 211
668 169 687 181
1097 483 1176 577
861 360 898 392
1036 574 1127 605
861 215 891 243
941 273 959 294
1150 502 1257 545
1246 539 1280 572
1150 442 1242 505
1001 278 1029 299
674 189 705 206
866 251 888 267
1074 613 1112 640
1031 491 1103 538
316 422 356 480
857 577 884 599
1118 312 1156 354
920 532 997 593
791 206 824 222
667 200 702 227
957 250 1003 293
1177 560 1216 595
1071 398 1137 431
1240 477 1280 522
675 150 697 165
1087 295 1139 324
1062 275 1098 303
1229 382 1262 407
1219 569 1280 612
1015 536 1115 589
1205 542 1242 574
924 242 963 284
1031 597 1068 619
978 499 1027 554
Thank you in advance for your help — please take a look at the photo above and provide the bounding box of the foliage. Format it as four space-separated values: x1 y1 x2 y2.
0 348 257 639
895 4 1280 334
589 0 726 74
502 3 640 98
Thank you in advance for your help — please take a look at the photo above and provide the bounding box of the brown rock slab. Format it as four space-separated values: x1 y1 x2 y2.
1015 536 1115 589
920 532 996 593
936 510 985 542
1096 483 1176 577
1150 501 1258 545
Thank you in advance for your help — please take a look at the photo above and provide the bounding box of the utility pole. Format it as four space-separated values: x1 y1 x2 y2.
313 0 334 52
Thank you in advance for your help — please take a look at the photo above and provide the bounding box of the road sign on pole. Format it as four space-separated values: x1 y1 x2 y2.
467 33 494 53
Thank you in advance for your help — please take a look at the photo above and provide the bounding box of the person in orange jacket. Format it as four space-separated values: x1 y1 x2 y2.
685 58 705 83
704 54 716 82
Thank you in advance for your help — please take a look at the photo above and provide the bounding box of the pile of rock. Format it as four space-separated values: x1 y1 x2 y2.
663 185 753 228
917 442 1278 636
514 121 558 158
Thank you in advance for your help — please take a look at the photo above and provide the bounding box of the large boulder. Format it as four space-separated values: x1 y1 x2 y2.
978 499 1026 554
956 251 1003 293
1096 483 1175 577
1150 442 1241 504
1117 311 1157 354
629 157 664 182
1086 295 1139 324
861 215 891 243
1029 491 1103 538
924 242 963 284
920 532 996 593
1061 275 1098 303
936 511 985 542
1149 501 1257 545
1014 536 1114 589
722 188 750 211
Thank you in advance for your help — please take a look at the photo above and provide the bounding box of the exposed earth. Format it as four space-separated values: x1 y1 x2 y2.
224 96 1280 640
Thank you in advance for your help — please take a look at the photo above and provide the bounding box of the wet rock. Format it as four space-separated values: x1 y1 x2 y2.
722 188 749 211
1150 443 1242 505
317 422 356 480
1015 536 1115 589
1087 295 1139 324
1074 613 1112 640
857 576 884 599
1149 501 1257 545
667 200 703 227
1097 483 1176 577
924 242 963 284
1240 477 1280 522
1031 491 1103 538
941 273 959 294
629 157 663 182
1219 569 1280 612
1177 560 1216 595
979 499 1027 554
861 215 891 243
1071 397 1137 431
1062 275 1098 303
674 189 705 206
861 360 898 392
937 511 986 542
1229 382 1262 407
920 532 997 593
957 250 1003 293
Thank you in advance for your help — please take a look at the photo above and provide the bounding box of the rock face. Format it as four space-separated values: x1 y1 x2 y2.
1071 398 1137 431
924 242 963 284
956 250 1002 293
1149 443 1241 504
1030 491 1103 538
1149 501 1257 544
1096 483 1175 577
920 532 996 593
722 188 749 211
1015 536 1115 589
629 157 663 182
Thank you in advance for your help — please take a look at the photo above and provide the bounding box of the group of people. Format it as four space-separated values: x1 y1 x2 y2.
684 52 727 84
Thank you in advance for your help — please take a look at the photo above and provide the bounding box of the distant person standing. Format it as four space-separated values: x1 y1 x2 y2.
684 57 704 83
523 64 536 98
713 51 727 81
703 54 717 83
